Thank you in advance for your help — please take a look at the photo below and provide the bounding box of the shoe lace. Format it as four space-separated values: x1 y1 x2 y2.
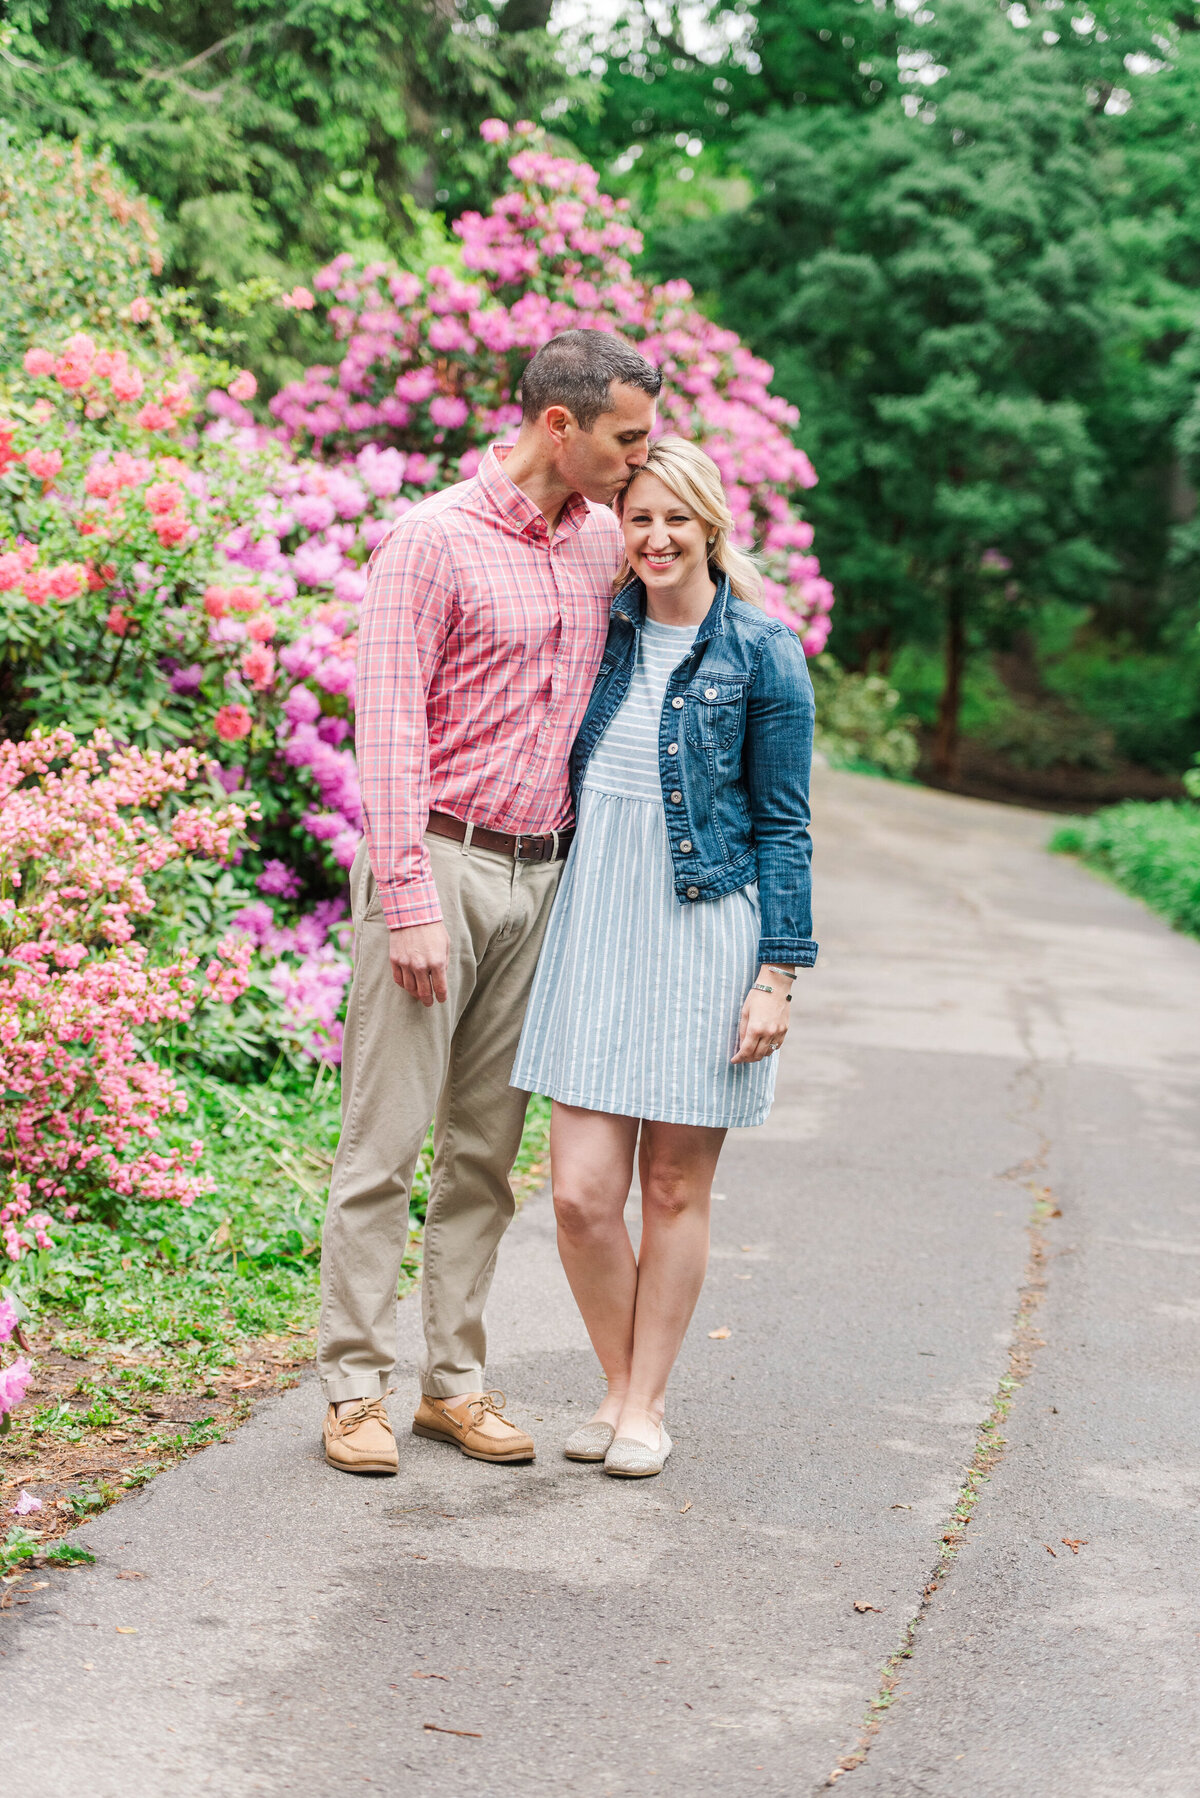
337 1390 393 1434
464 1389 510 1427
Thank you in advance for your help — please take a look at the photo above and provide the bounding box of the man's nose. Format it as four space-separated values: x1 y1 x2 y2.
627 443 650 467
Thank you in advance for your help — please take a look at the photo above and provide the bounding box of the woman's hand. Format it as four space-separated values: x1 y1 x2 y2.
731 967 793 1064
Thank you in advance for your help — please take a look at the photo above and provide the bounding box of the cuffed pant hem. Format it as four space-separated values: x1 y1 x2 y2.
320 1371 392 1404
420 1371 486 1400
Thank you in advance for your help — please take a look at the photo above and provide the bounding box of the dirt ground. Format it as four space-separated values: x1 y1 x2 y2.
1 1326 316 1554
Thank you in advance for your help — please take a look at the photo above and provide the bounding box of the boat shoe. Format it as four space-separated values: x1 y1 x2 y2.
412 1390 535 1463
322 1396 399 1475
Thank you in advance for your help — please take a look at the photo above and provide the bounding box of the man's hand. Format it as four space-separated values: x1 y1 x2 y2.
388 921 451 1006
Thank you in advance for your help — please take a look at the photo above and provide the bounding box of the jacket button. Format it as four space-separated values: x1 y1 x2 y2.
686 886 700 899
680 840 693 853
670 790 682 803
671 696 684 709
667 743 678 755
704 686 718 699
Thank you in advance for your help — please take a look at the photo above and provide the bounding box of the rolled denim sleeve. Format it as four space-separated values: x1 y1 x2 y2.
742 627 818 968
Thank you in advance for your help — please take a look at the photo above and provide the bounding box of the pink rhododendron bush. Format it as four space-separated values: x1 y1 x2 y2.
0 729 255 1264
271 136 834 650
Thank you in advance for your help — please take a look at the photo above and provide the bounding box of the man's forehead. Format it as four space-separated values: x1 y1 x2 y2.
599 381 657 427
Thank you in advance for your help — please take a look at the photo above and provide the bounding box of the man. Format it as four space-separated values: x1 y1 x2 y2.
319 329 661 1474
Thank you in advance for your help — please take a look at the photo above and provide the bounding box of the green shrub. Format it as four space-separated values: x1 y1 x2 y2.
1051 801 1200 937
0 133 162 360
1041 649 1200 773
810 655 920 779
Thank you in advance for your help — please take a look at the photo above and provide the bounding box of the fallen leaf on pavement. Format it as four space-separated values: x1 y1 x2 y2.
890 1504 912 1511
423 1723 481 1738
116 1570 145 1580
1061 1538 1088 1554
708 1327 732 1340
115 1626 137 1633
679 1500 692 1514
411 1671 449 1680
1044 1543 1057 1557
853 1601 882 1613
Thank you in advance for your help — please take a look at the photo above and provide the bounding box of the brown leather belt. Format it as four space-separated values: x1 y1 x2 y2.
426 810 573 864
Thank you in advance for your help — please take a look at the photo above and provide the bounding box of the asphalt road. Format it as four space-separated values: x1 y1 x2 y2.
3 768 1199 1797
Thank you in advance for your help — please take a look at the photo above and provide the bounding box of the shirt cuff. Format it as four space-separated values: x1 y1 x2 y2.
376 876 444 931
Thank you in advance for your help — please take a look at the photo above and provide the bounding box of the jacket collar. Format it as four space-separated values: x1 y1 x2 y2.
611 570 731 648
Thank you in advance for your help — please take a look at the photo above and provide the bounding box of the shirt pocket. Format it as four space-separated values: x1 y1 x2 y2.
684 678 748 750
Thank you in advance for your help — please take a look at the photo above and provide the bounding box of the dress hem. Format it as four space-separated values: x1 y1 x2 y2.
510 1076 769 1131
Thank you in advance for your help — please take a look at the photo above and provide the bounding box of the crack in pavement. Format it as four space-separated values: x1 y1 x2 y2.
819 1045 1061 1791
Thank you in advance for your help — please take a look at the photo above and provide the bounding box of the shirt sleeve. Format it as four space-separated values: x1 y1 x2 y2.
355 516 456 929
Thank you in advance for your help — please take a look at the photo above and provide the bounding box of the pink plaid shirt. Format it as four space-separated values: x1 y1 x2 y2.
356 444 623 929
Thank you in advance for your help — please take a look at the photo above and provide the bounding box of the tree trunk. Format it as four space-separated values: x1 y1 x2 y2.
498 0 554 31
932 588 965 785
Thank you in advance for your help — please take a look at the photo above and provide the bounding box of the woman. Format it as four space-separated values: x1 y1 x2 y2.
510 436 816 1477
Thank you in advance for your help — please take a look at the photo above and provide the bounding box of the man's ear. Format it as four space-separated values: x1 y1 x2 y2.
542 404 574 445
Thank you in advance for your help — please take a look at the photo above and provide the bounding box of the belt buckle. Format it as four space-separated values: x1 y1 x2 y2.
512 833 525 862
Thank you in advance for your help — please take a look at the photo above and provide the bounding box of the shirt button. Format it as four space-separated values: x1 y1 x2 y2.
669 790 682 804
686 886 700 899
671 696 684 709
667 743 679 755
705 687 718 700
679 839 693 853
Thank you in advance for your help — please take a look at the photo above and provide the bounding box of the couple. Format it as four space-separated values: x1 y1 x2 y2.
318 329 816 1481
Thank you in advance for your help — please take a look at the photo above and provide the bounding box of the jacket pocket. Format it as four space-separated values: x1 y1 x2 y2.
684 679 747 751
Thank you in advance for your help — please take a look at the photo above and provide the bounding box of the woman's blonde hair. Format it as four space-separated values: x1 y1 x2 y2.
614 435 763 606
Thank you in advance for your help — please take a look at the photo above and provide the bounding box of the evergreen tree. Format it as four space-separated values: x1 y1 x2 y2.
651 0 1140 778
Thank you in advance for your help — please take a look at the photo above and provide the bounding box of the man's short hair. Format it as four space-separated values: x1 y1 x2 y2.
517 329 661 431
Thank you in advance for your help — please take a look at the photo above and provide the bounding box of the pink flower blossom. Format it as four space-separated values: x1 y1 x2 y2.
136 402 172 432
241 644 276 690
23 347 55 377
429 394 469 430
129 296 153 323
281 286 316 311
110 366 145 404
480 118 510 144
12 1489 42 1515
228 371 258 403
25 447 63 484
144 480 184 515
214 703 253 741
47 563 86 601
257 859 302 899
0 1358 31 1416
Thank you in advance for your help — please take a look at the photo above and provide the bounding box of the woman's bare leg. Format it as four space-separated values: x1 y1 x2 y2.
616 1120 726 1450
549 1102 641 1427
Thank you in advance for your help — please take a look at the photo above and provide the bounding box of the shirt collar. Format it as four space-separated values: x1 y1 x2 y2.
477 444 592 542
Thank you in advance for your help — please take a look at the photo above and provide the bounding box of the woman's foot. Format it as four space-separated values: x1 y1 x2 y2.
611 1405 663 1451
604 1421 672 1479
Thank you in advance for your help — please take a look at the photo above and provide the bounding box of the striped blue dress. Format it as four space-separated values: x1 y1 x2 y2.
510 616 776 1128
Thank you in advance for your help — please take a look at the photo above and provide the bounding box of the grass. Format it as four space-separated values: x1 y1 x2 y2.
1050 800 1200 939
1 1067 552 1558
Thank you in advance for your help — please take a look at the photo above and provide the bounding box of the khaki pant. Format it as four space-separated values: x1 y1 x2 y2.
318 832 561 1402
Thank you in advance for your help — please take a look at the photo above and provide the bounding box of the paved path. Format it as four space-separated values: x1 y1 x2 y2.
3 769 1199 1797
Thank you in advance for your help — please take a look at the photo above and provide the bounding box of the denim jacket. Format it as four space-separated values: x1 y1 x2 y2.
570 573 817 968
